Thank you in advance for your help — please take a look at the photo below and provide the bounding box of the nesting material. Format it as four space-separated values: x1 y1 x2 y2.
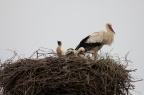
0 56 135 95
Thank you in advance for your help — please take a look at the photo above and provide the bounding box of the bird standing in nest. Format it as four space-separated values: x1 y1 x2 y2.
75 23 115 61
56 41 66 56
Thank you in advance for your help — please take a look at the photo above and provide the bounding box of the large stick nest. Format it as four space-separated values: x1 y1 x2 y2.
0 49 136 95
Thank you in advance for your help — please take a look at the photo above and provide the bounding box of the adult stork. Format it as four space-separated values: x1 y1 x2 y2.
56 41 66 56
75 23 115 61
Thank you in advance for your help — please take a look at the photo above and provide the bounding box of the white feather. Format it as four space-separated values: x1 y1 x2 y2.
86 31 105 43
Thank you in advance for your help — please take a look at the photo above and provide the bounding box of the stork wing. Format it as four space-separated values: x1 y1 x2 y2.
75 32 103 51
86 32 104 43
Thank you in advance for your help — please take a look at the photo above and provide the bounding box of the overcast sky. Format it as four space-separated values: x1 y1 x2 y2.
0 0 144 94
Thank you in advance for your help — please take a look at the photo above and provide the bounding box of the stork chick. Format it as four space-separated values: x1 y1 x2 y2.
75 23 115 61
66 47 85 58
56 41 66 56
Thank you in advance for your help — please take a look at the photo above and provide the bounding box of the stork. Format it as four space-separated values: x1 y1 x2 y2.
75 23 115 61
56 41 66 56
66 47 85 58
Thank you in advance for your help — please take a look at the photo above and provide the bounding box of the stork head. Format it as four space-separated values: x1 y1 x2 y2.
106 23 115 34
57 41 62 46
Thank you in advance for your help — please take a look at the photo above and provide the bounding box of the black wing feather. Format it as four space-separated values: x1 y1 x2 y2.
75 35 102 52
75 36 89 50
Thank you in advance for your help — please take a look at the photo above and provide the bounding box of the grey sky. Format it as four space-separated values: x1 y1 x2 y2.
0 0 144 94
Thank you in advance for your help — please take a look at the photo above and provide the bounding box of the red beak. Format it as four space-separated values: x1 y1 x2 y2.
108 25 115 34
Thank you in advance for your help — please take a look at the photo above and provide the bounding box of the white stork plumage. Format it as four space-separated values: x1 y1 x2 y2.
56 41 66 56
75 23 115 61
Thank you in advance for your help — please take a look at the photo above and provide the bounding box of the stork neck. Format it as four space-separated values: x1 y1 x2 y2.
106 26 114 38
58 44 62 47
106 26 111 33
104 26 114 45
57 45 62 51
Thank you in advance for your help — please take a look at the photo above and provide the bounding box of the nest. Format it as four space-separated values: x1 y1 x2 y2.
0 50 136 95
